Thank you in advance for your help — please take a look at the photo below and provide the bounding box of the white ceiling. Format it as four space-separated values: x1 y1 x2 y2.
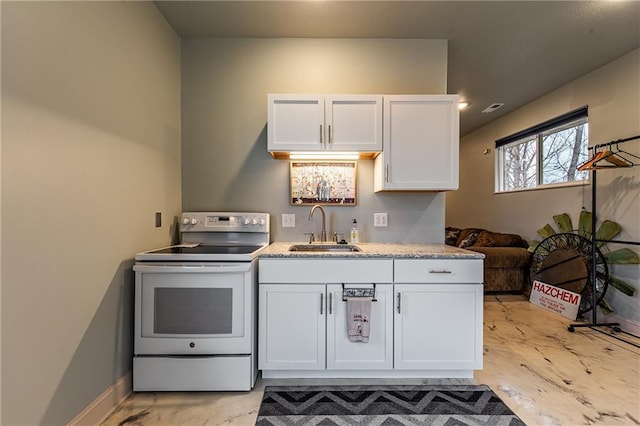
154 1 640 136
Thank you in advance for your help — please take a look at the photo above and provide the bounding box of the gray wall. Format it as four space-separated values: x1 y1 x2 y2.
4 6 635 421
181 38 449 243
446 49 640 328
1 2 181 424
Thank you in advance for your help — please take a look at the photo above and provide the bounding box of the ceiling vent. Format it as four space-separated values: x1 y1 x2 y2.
481 103 504 113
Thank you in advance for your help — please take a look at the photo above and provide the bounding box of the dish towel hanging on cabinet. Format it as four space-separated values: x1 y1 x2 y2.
346 297 371 342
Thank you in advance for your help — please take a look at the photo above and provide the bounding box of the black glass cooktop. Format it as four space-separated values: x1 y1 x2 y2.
147 245 263 255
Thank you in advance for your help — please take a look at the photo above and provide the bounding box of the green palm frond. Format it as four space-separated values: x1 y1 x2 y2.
596 220 622 243
608 276 637 297
527 240 540 253
605 248 640 264
537 224 556 239
578 211 592 237
598 298 614 315
553 213 573 233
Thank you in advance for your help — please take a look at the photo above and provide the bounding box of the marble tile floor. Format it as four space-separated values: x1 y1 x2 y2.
102 295 640 426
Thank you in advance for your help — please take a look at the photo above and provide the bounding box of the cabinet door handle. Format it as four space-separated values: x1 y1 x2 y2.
320 293 324 315
329 292 333 315
396 292 401 314
328 125 332 144
385 164 389 182
320 124 324 145
429 270 452 274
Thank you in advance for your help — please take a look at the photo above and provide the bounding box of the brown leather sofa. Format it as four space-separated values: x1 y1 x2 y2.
446 227 531 293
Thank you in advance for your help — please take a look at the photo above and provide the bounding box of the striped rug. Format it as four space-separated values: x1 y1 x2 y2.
255 385 526 425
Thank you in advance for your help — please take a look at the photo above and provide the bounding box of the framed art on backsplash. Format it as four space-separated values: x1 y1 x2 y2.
290 161 357 206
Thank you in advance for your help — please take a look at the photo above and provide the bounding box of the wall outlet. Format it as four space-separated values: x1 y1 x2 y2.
282 214 296 228
374 212 388 227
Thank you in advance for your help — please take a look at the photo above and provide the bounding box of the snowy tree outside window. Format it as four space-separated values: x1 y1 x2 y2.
496 109 588 192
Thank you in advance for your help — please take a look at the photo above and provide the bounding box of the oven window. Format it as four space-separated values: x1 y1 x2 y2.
154 288 233 334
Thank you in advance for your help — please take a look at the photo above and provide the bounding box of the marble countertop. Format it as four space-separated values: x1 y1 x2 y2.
259 242 484 259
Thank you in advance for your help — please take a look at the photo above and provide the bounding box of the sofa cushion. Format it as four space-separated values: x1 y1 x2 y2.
458 232 479 248
445 227 461 246
467 247 531 268
448 227 529 248
473 231 497 247
487 232 528 248
455 228 484 245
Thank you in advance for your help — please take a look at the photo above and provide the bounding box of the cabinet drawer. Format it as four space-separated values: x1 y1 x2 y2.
260 258 393 283
394 259 483 283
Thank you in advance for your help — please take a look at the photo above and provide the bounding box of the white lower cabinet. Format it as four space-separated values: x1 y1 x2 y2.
258 283 393 371
258 257 483 378
258 258 394 374
258 284 326 370
393 258 484 371
394 284 483 370
326 284 394 370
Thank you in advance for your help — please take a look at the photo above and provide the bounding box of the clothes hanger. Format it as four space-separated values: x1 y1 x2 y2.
595 149 633 168
578 144 638 170
612 143 640 164
578 151 604 172
577 149 605 171
604 152 633 167
577 138 640 171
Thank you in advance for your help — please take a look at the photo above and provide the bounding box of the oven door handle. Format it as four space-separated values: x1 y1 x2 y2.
133 264 252 273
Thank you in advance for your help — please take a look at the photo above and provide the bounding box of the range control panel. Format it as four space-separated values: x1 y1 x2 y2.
180 212 270 233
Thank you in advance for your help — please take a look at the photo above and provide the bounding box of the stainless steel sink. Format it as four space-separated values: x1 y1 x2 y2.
288 244 361 252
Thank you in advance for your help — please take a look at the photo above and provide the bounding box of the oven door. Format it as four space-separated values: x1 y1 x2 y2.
134 261 255 355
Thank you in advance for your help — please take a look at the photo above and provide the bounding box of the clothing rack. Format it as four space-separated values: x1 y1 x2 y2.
569 135 640 348
342 283 377 302
591 135 640 151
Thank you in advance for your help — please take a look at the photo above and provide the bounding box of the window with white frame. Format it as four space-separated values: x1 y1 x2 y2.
495 107 589 192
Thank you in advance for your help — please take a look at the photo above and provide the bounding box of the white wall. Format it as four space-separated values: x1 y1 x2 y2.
181 38 450 243
447 49 640 328
1 2 181 424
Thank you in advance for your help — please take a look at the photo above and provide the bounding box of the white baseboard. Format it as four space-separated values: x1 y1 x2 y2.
605 315 640 337
67 371 132 426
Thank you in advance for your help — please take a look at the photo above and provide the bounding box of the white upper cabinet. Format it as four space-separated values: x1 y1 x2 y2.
374 95 460 191
267 94 383 157
267 94 324 153
324 95 383 152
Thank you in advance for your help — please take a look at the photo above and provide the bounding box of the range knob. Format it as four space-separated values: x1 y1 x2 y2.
258 218 266 226
251 218 258 225
182 217 190 225
243 218 251 225
190 218 198 225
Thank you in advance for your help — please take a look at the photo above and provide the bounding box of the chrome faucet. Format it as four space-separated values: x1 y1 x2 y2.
308 205 327 242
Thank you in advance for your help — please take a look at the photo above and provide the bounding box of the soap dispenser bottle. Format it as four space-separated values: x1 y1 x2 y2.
350 219 359 243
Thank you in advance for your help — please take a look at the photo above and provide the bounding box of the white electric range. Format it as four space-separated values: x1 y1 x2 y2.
133 212 269 391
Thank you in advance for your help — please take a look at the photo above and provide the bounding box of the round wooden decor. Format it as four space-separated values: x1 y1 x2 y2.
529 233 609 316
